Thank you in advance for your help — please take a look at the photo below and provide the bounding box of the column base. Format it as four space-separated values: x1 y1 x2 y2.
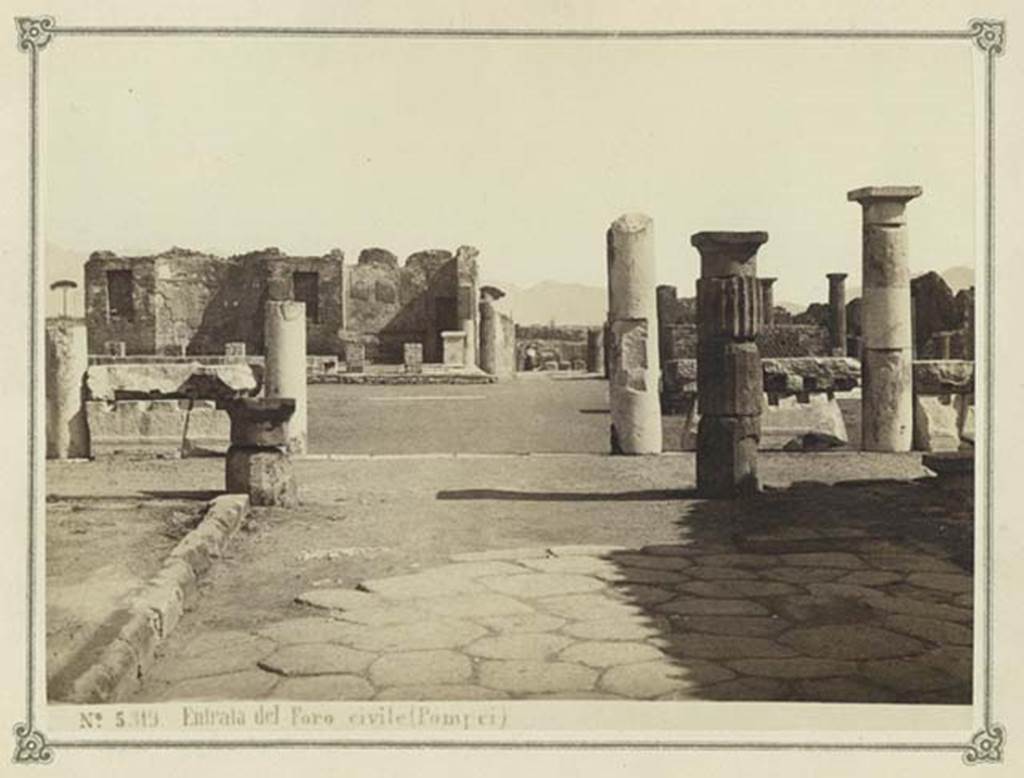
226 445 298 507
697 415 761 498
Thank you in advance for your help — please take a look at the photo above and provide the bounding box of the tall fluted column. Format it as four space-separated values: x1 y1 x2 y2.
46 319 90 459
264 301 308 454
606 213 662 454
827 272 848 356
848 186 922 452
759 277 777 327
692 231 767 497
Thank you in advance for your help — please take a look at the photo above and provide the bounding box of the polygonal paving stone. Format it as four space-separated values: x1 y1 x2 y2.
258 643 376 676
609 584 676 604
696 554 779 569
346 619 488 652
919 646 973 682
478 660 597 694
727 658 856 679
779 553 865 569
773 595 876 625
558 641 664 668
655 597 769 617
375 685 509 700
521 556 623 577
761 567 845 584
475 613 566 633
358 572 488 599
804 582 884 600
659 633 796 660
417 593 534 619
686 566 762 581
256 618 367 645
599 660 733 698
332 603 432 627
861 553 963 573
466 633 574 660
480 573 605 598
179 630 274 658
368 650 472 687
295 589 385 611
610 567 690 586
882 615 972 646
838 570 904 587
677 580 799 599
270 674 374 701
906 572 973 594
562 618 663 641
609 554 693 571
420 561 533 578
747 527 822 542
160 669 278 700
865 596 973 623
526 691 626 700
150 639 276 682
685 676 789 701
779 625 924 660
451 548 551 562
858 658 960 693
535 594 643 621
640 544 718 557
548 545 627 557
791 676 897 703
670 616 789 638
884 582 958 605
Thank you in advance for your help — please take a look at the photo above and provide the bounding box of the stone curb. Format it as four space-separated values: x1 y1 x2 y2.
64 493 250 703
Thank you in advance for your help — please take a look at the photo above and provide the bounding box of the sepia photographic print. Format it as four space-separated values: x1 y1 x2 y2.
2 1 1022 775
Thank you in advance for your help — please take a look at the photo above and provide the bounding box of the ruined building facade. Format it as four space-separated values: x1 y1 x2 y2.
84 245 480 363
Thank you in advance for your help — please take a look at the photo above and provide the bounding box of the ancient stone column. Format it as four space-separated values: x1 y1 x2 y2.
264 300 307 454
606 213 662 454
586 327 605 375
759 278 777 327
478 286 505 376
225 398 298 507
46 319 90 459
827 273 848 356
848 186 922 452
692 231 767 497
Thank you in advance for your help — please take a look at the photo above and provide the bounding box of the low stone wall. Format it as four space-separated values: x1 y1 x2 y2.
86 399 231 457
913 360 974 452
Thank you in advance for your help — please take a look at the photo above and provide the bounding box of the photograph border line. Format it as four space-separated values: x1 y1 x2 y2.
11 14 1007 765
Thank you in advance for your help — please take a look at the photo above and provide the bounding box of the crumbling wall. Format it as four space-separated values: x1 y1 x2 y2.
515 324 589 369
85 253 159 355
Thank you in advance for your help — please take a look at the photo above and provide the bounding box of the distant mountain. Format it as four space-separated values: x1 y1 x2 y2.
488 280 607 326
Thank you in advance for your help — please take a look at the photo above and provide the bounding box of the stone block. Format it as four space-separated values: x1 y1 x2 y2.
761 357 861 393
346 342 366 373
85 362 259 402
913 395 961 452
762 393 848 446
913 360 974 395
698 341 762 416
696 415 761 498
225 446 298 507
696 275 762 340
572 359 587 371
441 331 467 367
225 397 295 448
86 399 231 456
403 342 423 373
956 395 975 443
105 341 127 357
224 341 247 359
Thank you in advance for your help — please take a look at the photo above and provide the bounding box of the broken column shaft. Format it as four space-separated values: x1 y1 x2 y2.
224 398 298 507
848 186 922 452
264 301 308 454
759 277 777 327
692 231 768 497
827 272 848 356
606 213 662 454
45 319 90 459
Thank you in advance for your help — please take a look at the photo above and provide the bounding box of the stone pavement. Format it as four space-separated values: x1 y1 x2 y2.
131 522 972 703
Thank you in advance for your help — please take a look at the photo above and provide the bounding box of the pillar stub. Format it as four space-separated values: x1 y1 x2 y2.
691 232 769 278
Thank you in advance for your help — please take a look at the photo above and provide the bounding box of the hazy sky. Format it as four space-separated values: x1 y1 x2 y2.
43 35 976 310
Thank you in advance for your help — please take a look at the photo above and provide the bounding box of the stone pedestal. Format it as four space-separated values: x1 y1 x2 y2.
848 186 922 452
403 342 424 374
759 278 777 327
46 320 90 459
346 342 366 373
606 213 662 454
441 331 467 367
105 341 126 358
692 231 767 497
827 273 848 356
224 398 297 507
586 327 605 375
224 341 247 361
264 301 307 454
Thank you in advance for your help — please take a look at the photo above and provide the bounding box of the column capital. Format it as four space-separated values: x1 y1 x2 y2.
847 186 922 204
759 277 778 287
827 272 848 283
691 231 768 278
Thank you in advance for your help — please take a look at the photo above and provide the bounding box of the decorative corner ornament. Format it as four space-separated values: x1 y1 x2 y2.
963 723 1006 765
970 19 1006 55
15 16 55 52
12 722 53 764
